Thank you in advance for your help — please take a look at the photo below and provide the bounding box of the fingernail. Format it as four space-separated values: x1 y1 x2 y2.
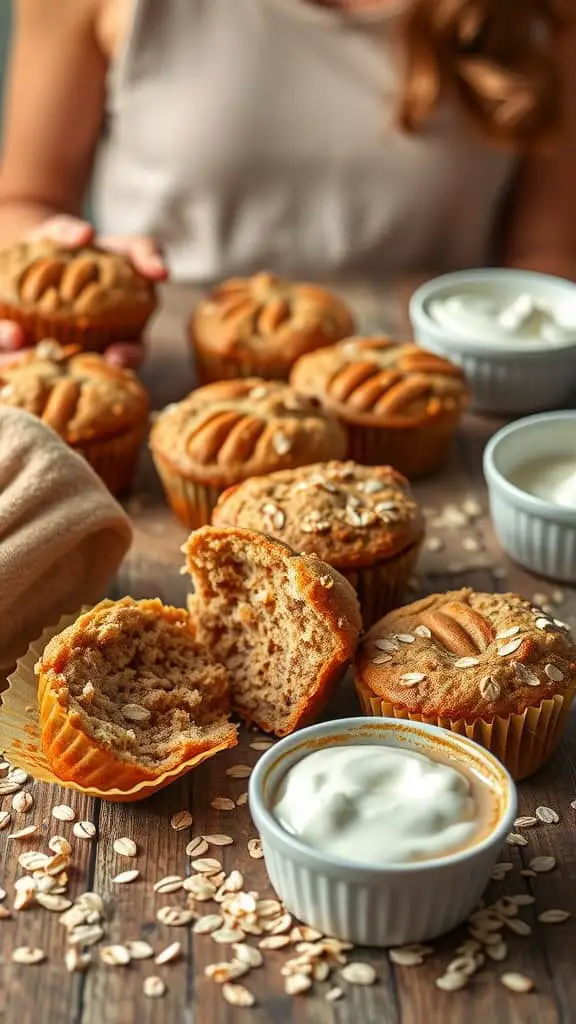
0 321 22 350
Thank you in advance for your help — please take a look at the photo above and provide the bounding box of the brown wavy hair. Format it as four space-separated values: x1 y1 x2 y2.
398 0 572 148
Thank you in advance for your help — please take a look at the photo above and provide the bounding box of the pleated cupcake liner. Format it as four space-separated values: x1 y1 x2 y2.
345 415 459 479
0 611 236 803
354 673 575 781
151 451 223 528
190 341 292 385
76 420 148 496
340 540 422 628
0 301 151 353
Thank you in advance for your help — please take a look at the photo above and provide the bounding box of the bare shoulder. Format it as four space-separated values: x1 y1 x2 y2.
94 0 134 59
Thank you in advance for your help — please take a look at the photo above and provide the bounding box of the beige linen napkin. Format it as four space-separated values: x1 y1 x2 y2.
0 407 132 683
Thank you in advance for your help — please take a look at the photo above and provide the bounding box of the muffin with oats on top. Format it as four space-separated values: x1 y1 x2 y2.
212 460 425 626
150 378 348 528
355 588 576 779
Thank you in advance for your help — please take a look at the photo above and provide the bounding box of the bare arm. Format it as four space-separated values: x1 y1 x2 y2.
0 0 106 243
504 25 576 280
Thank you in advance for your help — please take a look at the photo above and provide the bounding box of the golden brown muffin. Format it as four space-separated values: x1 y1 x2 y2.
37 598 237 796
189 271 355 383
0 239 157 351
184 526 362 735
0 340 149 494
290 335 469 478
150 378 348 527
355 588 576 779
212 461 425 626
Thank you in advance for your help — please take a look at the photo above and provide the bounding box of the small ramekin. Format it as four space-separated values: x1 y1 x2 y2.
248 717 516 947
410 269 576 414
484 411 576 583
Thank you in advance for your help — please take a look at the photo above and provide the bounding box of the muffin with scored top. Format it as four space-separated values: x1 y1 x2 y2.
150 378 348 528
290 335 469 478
0 340 149 494
355 588 576 779
37 597 238 796
189 271 355 383
0 239 157 352
212 460 425 626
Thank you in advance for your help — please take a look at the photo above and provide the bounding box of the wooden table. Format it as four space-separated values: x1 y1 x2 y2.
1 285 575 1024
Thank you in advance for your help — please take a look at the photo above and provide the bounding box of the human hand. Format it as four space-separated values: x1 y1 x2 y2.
0 215 167 370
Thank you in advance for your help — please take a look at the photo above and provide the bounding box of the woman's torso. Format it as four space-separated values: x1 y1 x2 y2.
93 0 516 285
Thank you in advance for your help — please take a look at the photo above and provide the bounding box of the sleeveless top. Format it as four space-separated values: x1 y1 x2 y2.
93 0 516 285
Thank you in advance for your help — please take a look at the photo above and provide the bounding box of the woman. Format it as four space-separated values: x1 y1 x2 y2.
0 0 574 367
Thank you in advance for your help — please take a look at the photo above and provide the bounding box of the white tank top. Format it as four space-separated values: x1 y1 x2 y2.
93 0 516 285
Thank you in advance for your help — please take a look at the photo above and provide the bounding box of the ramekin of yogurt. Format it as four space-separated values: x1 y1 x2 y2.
484 411 576 583
409 269 576 414
248 717 516 946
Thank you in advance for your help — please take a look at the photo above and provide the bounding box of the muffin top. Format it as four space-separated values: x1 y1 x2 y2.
150 378 348 487
356 588 576 718
212 461 425 569
290 335 468 427
0 340 149 443
0 239 156 320
191 271 355 367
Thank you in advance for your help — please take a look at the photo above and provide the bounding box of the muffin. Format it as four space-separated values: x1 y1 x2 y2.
0 340 149 494
212 461 425 626
36 598 237 794
0 239 157 352
184 526 362 735
150 378 348 527
355 588 576 779
290 336 469 478
189 271 355 383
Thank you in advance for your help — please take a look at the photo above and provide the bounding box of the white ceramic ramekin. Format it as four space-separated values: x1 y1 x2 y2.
409 269 576 414
248 717 517 947
484 411 576 583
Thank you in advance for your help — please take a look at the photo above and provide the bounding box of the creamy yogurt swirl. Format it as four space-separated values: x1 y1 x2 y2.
272 745 483 866
428 291 576 346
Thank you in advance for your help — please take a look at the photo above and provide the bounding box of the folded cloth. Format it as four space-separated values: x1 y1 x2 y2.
0 407 132 684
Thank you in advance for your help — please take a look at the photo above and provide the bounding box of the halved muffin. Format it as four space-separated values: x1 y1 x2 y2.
184 526 362 736
37 598 237 793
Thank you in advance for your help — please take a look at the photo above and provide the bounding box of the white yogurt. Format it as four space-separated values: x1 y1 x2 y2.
428 290 576 347
509 454 576 510
272 745 482 866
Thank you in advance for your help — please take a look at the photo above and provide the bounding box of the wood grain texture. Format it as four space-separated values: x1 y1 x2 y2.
0 284 575 1024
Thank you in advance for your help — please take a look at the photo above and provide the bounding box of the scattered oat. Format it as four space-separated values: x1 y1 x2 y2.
52 805 75 822
501 972 534 993
250 740 274 751
222 982 255 1007
156 941 182 964
341 962 377 985
212 926 246 944
226 765 252 779
156 906 195 927
498 638 523 657
505 917 532 936
455 657 480 668
374 638 399 652
486 942 508 962
186 837 209 857
395 633 415 644
7 825 38 840
194 914 223 934
113 837 137 857
326 987 343 1001
205 961 248 983
425 537 444 552
285 973 313 995
513 816 538 828
100 945 131 967
480 677 501 701
112 869 140 885
259 935 291 950
171 810 193 831
496 626 521 639
233 944 263 968
537 909 571 924
183 876 217 900
414 625 432 638
203 834 234 846
236 793 249 807
535 806 560 824
143 976 166 998
48 836 72 855
211 797 236 812
12 792 33 813
121 704 151 722
435 972 468 991
73 821 96 840
544 664 565 682
125 940 154 960
389 949 425 966
36 894 73 912
0 811 10 830
65 948 91 973
192 858 222 875
12 947 45 965
506 833 528 847
248 838 264 859
153 875 184 894
400 672 426 686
